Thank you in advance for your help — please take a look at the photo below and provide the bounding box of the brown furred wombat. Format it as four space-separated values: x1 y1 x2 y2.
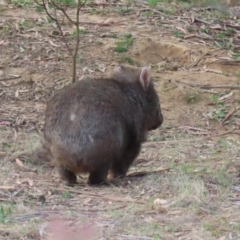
43 65 163 186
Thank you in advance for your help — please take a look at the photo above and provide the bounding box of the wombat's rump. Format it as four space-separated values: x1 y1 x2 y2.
43 65 163 185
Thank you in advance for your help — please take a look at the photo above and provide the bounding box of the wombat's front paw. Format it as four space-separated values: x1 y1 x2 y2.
88 173 107 185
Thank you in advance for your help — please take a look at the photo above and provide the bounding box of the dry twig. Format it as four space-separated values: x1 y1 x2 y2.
220 107 240 125
56 187 145 204
0 76 21 82
127 167 170 177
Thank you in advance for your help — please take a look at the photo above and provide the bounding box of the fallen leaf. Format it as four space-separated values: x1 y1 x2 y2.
154 198 168 205
15 89 19 98
27 179 33 186
16 158 24 167
144 216 155 223
0 121 11 126
104 18 112 24
176 26 187 34
0 186 15 190
13 55 19 60
219 91 233 101
83 67 94 73
83 198 92 205
98 66 106 73
168 210 183 215
49 40 60 47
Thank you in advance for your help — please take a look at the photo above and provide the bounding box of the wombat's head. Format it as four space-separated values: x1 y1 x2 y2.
113 65 163 131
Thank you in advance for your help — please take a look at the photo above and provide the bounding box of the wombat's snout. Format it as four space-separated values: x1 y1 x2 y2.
149 111 163 131
158 111 163 126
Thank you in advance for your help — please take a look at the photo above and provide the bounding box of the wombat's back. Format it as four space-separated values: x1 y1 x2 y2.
44 78 144 173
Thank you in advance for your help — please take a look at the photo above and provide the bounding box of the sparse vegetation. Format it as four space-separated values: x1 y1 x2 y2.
172 30 185 39
209 93 227 121
147 0 161 8
114 33 134 53
183 91 201 104
9 0 32 7
115 6 131 15
123 56 134 65
0 205 13 224
61 191 71 199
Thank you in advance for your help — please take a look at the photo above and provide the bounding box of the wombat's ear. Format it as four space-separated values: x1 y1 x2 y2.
139 67 151 91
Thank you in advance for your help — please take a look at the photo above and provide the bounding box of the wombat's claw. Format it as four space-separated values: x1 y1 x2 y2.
66 180 77 187
88 178 109 186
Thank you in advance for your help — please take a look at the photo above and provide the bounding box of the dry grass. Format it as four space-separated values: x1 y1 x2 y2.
1 129 239 239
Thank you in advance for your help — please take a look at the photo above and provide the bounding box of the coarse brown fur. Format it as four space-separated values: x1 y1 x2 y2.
43 65 163 186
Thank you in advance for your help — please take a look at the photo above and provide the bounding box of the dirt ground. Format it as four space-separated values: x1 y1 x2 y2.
1 0 240 239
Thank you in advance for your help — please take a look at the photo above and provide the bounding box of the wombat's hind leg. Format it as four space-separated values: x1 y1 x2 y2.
111 143 141 179
59 168 77 186
88 165 109 185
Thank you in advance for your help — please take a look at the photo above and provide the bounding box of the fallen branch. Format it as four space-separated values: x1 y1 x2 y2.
7 211 60 222
0 198 8 201
221 107 240 125
0 186 15 190
0 76 21 82
185 131 210 135
187 49 219 69
76 204 127 213
231 199 240 202
215 59 240 66
178 126 209 132
175 80 240 90
194 17 212 25
138 7 168 18
56 188 145 204
178 126 211 135
79 20 127 26
206 128 238 139
126 167 170 177
114 234 154 240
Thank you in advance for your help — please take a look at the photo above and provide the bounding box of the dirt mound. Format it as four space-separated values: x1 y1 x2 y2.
132 39 192 66
129 39 240 75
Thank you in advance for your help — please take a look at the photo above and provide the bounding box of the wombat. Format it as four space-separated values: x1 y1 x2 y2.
43 65 163 186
